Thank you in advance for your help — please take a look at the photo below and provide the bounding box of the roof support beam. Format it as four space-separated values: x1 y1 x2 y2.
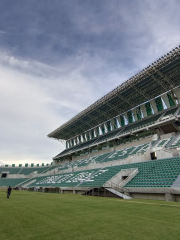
147 73 169 92
105 102 123 115
48 45 180 140
112 92 133 108
154 68 174 88
131 83 152 102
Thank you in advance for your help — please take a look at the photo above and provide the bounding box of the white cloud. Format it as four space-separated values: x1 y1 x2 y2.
0 64 63 165
0 52 116 165
1 0 180 165
0 30 7 34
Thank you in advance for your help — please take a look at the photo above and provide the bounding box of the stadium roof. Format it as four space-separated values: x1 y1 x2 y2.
48 45 180 140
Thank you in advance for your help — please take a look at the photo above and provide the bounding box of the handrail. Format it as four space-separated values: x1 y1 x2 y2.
109 182 131 193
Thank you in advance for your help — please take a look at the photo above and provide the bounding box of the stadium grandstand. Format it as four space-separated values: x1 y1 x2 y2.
1 44 180 201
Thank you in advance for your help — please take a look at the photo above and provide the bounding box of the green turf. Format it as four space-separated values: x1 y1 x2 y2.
0 190 180 240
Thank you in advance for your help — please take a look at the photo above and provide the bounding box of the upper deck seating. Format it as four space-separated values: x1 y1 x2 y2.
118 113 162 136
54 142 151 172
155 138 172 148
56 156 99 171
163 106 178 116
53 106 179 160
72 157 95 168
100 143 150 163
169 135 180 148
73 138 97 152
94 129 121 145
92 152 112 163
54 138 97 159
53 147 75 159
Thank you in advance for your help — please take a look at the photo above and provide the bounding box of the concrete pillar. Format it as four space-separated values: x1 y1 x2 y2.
173 87 180 104
92 188 94 196
78 135 82 144
165 193 175 202
61 190 64 194
140 104 147 118
124 192 131 197
150 99 158 114
104 122 108 133
161 93 170 108
124 113 129 124
94 127 99 138
73 190 77 194
110 119 115 130
131 108 138 121
116 116 121 127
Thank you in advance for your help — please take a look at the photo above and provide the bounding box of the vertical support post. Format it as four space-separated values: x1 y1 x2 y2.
140 104 148 118
110 119 115 130
173 87 180 104
116 116 121 127
150 99 158 114
95 126 100 138
124 113 129 124
131 108 138 121
161 93 170 108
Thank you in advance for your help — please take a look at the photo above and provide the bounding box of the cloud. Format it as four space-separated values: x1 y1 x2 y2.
1 0 180 165
0 30 7 34
0 64 61 165
0 51 122 165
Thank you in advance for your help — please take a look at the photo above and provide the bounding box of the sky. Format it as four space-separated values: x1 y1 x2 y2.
1 0 180 166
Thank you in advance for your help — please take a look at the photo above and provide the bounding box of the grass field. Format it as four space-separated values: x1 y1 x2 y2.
1 190 180 240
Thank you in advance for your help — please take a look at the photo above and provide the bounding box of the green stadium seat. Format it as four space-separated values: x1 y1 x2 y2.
24 157 180 189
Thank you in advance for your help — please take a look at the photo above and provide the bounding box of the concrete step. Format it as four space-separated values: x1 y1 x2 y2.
172 173 180 188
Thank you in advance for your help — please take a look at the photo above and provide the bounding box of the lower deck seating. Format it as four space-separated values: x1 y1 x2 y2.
27 169 100 188
20 167 49 175
0 178 28 187
125 157 180 188
0 166 50 176
0 167 22 174
24 157 180 189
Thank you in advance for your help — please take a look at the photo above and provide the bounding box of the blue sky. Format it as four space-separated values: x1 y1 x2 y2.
0 0 180 165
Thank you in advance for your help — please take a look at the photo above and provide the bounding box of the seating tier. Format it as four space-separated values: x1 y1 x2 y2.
25 157 180 189
0 168 22 174
125 157 180 187
19 167 49 175
0 178 28 187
